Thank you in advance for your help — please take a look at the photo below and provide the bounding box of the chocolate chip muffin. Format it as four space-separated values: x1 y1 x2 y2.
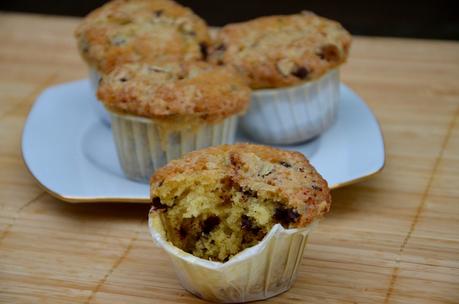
75 0 211 125
210 11 351 89
97 61 250 123
212 12 351 144
75 0 210 74
97 62 251 182
149 144 331 262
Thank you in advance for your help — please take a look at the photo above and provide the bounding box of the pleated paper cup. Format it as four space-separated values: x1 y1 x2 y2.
240 69 340 145
149 211 317 303
88 67 111 126
109 110 238 183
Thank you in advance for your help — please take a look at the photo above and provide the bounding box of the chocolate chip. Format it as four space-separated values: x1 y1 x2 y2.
243 188 258 198
241 215 261 234
291 66 309 79
260 171 272 178
279 161 292 168
241 214 251 230
202 216 220 234
251 226 261 235
318 44 340 62
119 77 128 82
151 197 168 211
312 185 322 191
274 207 300 226
154 10 163 17
259 167 273 178
199 42 208 60
179 225 187 239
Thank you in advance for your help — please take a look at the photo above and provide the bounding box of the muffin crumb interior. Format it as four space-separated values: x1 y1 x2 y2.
150 144 331 262
153 171 298 262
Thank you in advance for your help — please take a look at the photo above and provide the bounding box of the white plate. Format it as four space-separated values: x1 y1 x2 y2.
22 80 385 203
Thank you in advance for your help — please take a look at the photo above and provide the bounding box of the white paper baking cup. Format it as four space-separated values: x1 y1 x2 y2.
88 67 111 126
149 211 317 303
240 69 340 145
109 111 238 182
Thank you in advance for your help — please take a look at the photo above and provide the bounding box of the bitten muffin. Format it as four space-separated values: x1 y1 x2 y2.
97 62 251 182
150 144 331 262
75 0 211 74
210 11 351 89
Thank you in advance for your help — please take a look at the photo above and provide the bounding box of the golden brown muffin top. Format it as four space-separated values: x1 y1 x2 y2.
151 144 331 227
75 0 210 74
210 12 351 89
97 61 251 122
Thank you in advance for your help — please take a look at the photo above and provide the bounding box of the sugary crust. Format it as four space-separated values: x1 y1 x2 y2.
75 0 210 74
97 61 251 122
151 144 331 227
210 12 351 89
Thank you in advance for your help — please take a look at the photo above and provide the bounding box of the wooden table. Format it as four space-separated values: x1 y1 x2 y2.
1 13 458 303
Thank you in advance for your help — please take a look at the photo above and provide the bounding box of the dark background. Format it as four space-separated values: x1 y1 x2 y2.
2 0 458 40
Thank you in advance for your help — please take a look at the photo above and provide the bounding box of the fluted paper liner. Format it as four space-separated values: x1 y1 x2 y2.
149 211 318 303
240 69 340 145
88 67 112 126
109 111 238 182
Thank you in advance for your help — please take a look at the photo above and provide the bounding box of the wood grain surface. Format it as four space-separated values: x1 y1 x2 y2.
1 13 459 304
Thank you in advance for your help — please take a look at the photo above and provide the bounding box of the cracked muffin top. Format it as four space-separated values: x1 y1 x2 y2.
75 0 210 74
97 61 251 123
210 12 351 89
149 144 331 261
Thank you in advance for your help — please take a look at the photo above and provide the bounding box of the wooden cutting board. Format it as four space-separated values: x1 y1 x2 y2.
1 13 458 303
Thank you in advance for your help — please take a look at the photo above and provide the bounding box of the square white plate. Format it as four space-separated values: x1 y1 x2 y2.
22 80 384 203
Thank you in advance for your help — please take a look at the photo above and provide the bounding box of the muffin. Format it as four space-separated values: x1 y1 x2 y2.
210 11 351 144
97 62 250 182
148 144 331 302
75 0 211 124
